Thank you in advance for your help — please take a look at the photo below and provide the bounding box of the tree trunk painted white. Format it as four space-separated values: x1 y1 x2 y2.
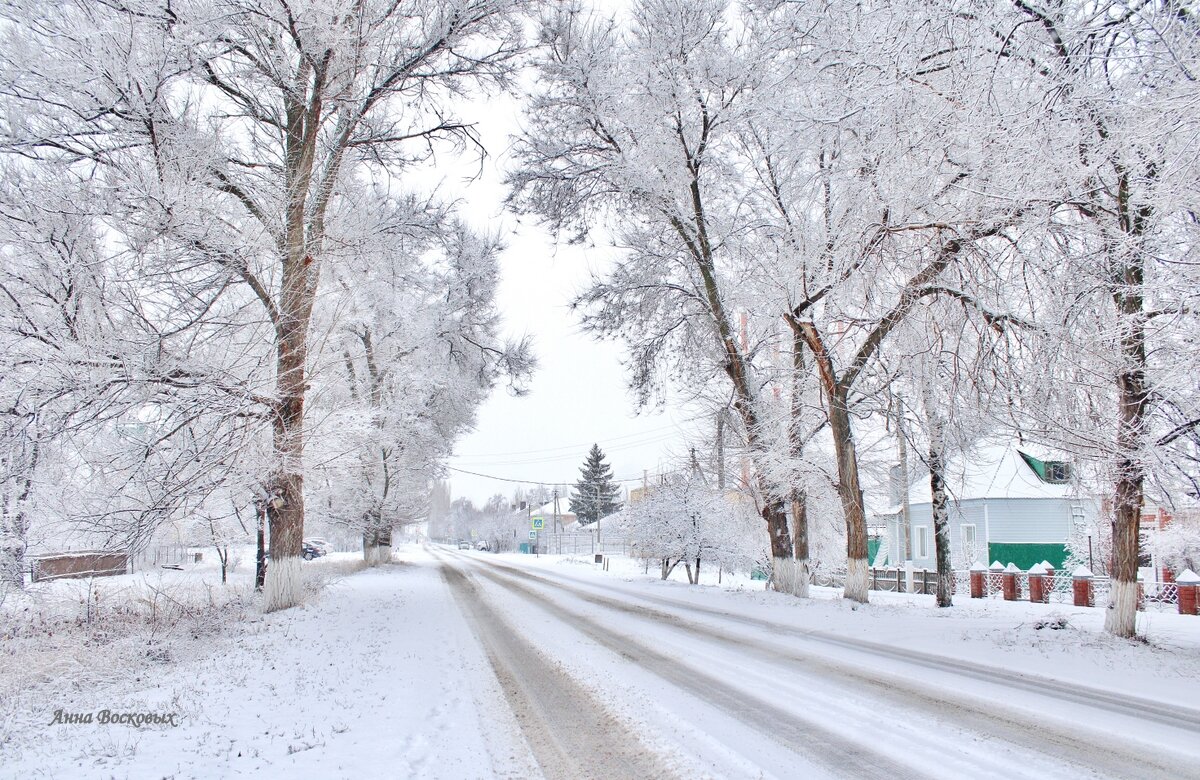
772 556 810 598
363 526 393 566
844 557 869 603
364 544 390 566
262 556 302 613
1105 578 1139 637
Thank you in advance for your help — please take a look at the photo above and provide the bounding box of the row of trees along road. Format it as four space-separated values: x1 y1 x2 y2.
0 1 533 610
508 0 1200 637
0 0 1196 641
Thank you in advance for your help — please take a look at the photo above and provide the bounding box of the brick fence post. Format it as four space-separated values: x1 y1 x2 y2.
1029 562 1047 603
970 561 986 599
1177 569 1199 616
1003 563 1019 601
1072 565 1094 607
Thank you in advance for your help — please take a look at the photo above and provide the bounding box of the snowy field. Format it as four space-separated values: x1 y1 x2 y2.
2 543 1199 779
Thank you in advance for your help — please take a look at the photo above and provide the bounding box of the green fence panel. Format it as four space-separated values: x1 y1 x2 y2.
987 542 1067 571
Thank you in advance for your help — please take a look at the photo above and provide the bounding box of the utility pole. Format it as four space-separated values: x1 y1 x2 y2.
595 483 602 562
715 409 726 491
893 390 914 592
897 394 912 561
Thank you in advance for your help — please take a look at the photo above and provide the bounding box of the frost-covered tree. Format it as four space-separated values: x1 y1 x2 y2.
622 469 764 583
0 0 532 611
307 191 531 564
511 0 814 593
0 165 271 575
569 444 621 525
997 0 1200 638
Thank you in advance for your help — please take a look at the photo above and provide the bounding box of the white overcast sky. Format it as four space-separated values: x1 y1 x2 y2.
425 89 706 506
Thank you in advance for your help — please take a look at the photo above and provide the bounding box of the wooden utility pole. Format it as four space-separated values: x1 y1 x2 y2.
896 393 913 562
715 409 726 491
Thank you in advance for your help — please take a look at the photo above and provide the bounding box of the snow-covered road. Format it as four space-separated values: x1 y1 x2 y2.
6 545 1200 779
436 547 1200 779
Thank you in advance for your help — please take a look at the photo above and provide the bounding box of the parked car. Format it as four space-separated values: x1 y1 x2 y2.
475 540 491 552
457 540 471 550
301 542 322 561
304 538 333 556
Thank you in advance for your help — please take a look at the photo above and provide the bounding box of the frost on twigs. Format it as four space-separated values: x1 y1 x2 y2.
262 556 302 613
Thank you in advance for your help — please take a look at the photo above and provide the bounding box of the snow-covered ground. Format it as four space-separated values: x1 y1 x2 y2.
3 544 1199 778
1 550 536 779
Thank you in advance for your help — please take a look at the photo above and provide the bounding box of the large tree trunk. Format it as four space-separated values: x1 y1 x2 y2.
262 70 327 612
1106 360 1147 637
363 523 393 566
679 197 797 593
789 489 810 598
795 321 870 602
1104 172 1150 638
263 258 315 612
827 387 870 603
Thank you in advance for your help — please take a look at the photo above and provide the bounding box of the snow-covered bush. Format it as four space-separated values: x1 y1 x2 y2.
620 472 767 583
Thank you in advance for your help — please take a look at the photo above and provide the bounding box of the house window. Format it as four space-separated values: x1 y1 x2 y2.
1045 462 1072 484
1019 451 1072 484
961 524 977 560
917 526 929 559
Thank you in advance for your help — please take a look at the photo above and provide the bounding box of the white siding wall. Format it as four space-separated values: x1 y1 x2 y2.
885 498 1072 570
984 498 1073 544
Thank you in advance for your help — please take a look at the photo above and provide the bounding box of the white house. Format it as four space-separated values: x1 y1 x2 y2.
878 443 1097 571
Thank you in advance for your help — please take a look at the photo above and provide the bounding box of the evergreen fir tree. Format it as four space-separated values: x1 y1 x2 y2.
569 444 622 524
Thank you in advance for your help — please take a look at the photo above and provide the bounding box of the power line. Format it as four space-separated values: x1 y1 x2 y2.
451 415 705 459
445 464 670 485
450 430 691 467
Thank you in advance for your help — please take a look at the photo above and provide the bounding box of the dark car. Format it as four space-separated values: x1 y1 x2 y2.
301 542 322 561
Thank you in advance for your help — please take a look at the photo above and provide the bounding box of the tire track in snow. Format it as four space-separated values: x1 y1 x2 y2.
458 552 1195 779
447 552 919 779
482 553 1200 731
437 556 674 780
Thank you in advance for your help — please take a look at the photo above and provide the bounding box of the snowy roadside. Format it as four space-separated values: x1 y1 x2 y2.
1 547 537 780
489 551 1200 706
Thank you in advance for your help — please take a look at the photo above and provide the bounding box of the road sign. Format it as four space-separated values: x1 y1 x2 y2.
528 530 537 540
531 517 544 530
